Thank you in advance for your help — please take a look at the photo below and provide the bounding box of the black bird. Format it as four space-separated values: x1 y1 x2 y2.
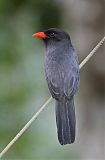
33 28 80 145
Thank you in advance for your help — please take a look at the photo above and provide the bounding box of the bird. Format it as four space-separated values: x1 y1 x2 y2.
33 28 80 145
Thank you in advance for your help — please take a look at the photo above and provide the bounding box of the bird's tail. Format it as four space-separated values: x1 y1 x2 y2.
55 97 75 145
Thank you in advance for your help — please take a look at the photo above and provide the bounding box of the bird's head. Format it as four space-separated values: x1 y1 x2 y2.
33 28 70 45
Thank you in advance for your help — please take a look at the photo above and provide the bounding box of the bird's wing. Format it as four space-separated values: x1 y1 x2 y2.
45 61 63 100
64 66 80 98
45 53 80 100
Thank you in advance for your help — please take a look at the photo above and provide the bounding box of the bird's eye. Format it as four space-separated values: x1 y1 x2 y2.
50 32 55 37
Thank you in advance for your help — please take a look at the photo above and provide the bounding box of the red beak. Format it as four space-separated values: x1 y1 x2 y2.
33 32 47 39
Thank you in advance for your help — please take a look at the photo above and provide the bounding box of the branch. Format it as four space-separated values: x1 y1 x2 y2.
79 36 105 69
0 36 105 159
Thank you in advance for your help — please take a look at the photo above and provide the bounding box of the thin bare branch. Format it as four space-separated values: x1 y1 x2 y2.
0 36 105 159
79 36 105 69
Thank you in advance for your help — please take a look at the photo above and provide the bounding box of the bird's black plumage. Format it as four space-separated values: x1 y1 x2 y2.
43 28 80 145
35 28 80 145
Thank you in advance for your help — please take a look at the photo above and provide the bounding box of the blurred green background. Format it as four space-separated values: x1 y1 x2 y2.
0 0 104 159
